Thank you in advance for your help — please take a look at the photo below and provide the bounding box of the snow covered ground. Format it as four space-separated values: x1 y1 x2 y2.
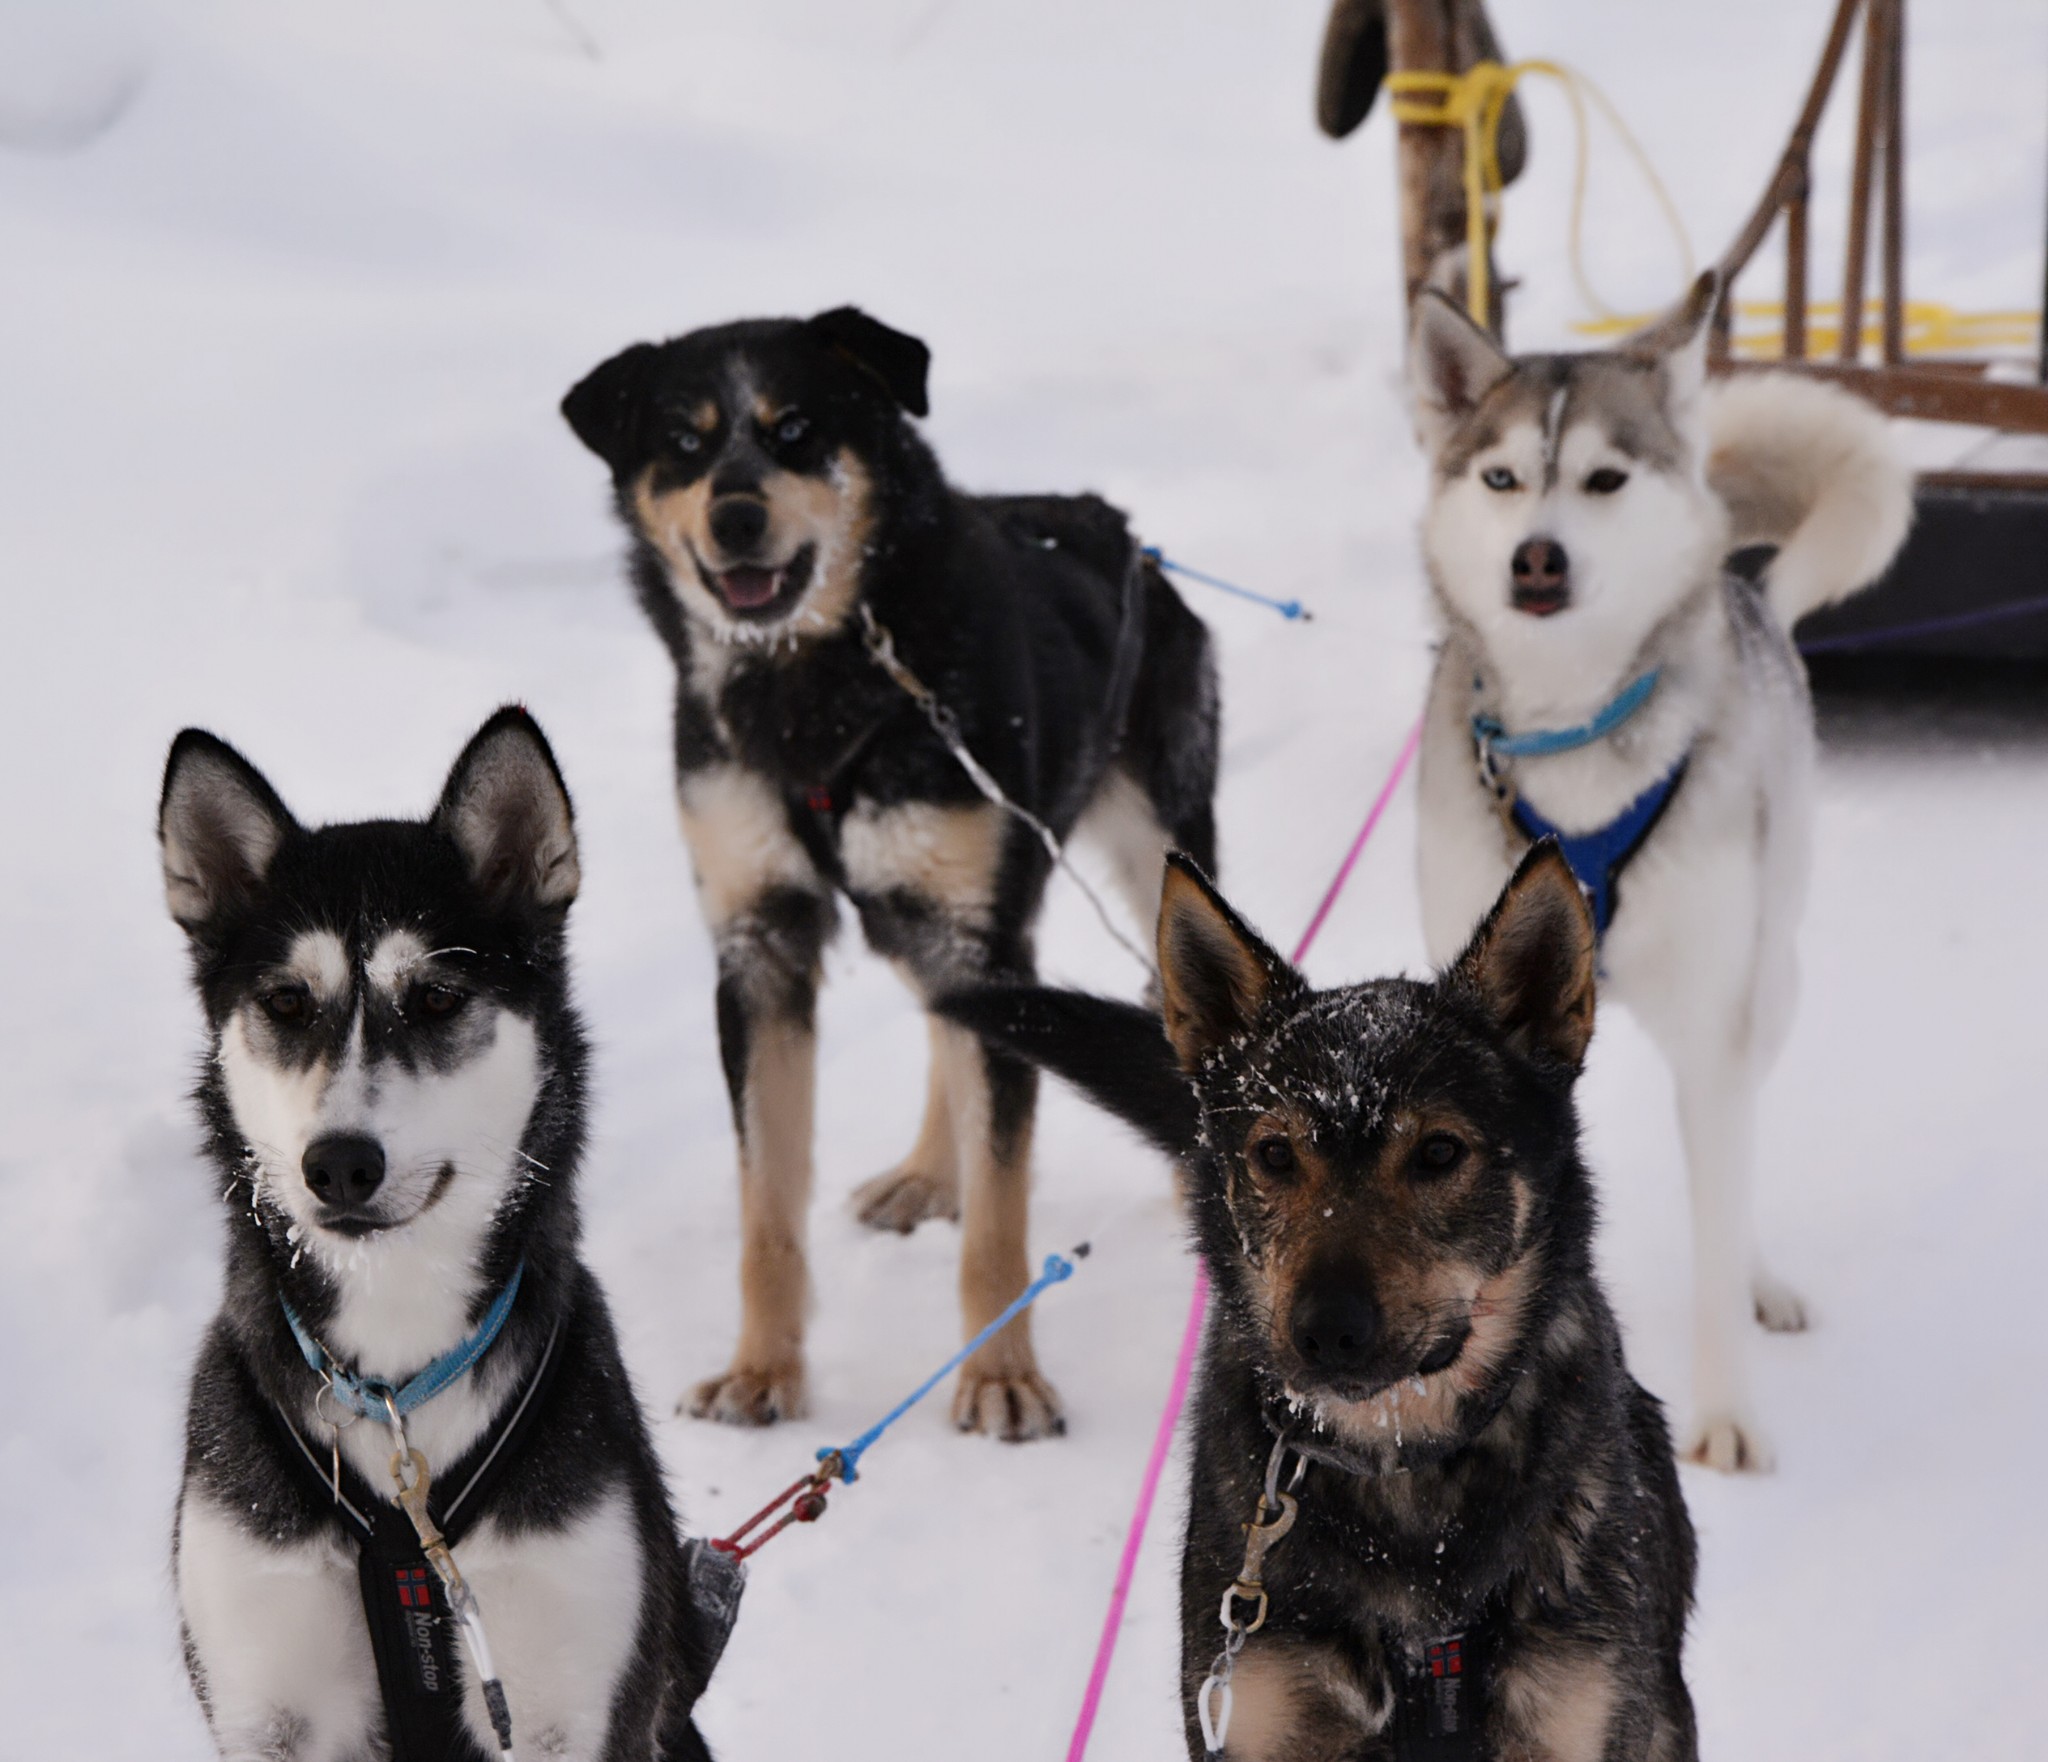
3 1 2046 1755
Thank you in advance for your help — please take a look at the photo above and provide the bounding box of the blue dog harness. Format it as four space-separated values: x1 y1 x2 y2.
1471 671 1688 937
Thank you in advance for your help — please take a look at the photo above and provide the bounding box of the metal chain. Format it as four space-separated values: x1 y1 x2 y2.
1198 1431 1304 1753
382 1399 518 1760
856 603 1157 977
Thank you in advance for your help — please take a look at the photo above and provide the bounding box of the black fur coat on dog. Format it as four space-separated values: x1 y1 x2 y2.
946 846 1698 1760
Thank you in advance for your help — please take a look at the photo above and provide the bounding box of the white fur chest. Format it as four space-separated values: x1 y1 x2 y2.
178 1479 646 1762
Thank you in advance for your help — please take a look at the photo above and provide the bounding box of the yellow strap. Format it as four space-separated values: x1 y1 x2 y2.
1572 298 2041 359
1386 59 1693 328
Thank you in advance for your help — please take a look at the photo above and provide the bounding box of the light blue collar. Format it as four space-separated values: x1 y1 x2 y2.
1472 669 1662 762
281 1262 525 1421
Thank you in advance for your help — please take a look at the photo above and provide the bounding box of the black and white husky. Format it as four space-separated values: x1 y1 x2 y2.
1407 274 1914 1470
161 708 724 1760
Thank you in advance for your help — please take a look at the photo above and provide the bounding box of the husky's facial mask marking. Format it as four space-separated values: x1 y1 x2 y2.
565 306 923 640
1154 847 1596 1454
217 960 543 1244
159 711 578 1266
1410 275 1727 660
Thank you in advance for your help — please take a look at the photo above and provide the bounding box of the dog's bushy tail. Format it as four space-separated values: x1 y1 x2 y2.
1705 372 1914 627
937 985 1198 1160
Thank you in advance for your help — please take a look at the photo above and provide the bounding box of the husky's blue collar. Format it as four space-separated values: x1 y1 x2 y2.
1471 668 1661 764
281 1261 525 1421
1470 670 1686 938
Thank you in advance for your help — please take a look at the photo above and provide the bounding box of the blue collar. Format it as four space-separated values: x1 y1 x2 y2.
281 1262 525 1421
1472 669 1662 763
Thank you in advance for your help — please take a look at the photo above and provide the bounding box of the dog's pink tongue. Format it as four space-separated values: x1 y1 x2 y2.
719 567 779 609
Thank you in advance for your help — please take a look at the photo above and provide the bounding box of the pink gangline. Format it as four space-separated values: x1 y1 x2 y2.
1061 1258 1209 1762
1286 715 1426 970
1062 713 1424 1761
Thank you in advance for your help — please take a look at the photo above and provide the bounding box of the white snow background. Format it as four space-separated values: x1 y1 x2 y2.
2 0 2046 1755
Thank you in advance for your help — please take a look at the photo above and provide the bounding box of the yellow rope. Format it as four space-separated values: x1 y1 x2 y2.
1385 59 1694 327
1572 298 2041 359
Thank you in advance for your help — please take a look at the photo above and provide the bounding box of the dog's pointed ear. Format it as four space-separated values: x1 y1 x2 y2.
1157 854 1297 1071
805 306 931 417
1410 289 1513 453
561 341 661 472
435 707 581 915
1448 841 1597 1071
1625 269 1719 416
159 731 298 933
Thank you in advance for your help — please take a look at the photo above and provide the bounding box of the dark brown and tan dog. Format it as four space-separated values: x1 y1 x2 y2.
946 845 1699 1757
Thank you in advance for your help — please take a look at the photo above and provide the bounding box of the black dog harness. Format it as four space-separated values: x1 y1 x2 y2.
271 1318 567 1761
1203 1423 1496 1761
1390 1626 1492 1762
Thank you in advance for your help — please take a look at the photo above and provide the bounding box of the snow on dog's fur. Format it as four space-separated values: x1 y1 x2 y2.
1406 274 1912 1471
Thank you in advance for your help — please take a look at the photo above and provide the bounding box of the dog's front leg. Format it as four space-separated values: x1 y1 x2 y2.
177 1493 383 1761
943 1018 1065 1440
841 797 1064 1439
1183 1636 1397 1761
677 765 834 1426
687 885 833 1426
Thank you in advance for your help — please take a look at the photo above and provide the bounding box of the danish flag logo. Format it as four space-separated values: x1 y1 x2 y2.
394 1566 434 1610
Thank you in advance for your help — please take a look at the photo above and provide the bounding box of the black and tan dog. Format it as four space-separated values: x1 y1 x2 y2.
946 846 1698 1758
562 308 1218 1439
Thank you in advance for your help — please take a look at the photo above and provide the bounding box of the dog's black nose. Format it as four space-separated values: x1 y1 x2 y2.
1510 537 1571 614
303 1134 386 1207
1515 536 1572 618
708 495 769 555
1289 1283 1381 1374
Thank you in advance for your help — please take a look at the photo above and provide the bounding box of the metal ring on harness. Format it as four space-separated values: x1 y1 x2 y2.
1220 1581 1270 1636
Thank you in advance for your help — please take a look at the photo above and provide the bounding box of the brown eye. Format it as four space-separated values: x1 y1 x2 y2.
415 983 468 1021
1253 1136 1297 1175
260 985 312 1025
1584 467 1628 494
1415 1132 1467 1176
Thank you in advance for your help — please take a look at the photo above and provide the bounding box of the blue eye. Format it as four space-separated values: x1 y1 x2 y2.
775 412 810 446
1481 466 1518 491
674 430 704 455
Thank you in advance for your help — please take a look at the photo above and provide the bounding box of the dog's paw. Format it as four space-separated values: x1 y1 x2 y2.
1682 1412 1775 1474
851 1165 960 1234
951 1366 1066 1442
1752 1272 1811 1333
686 1363 807 1427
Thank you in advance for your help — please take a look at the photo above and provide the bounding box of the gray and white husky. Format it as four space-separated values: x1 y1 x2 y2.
1407 274 1912 1471
161 708 723 1760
